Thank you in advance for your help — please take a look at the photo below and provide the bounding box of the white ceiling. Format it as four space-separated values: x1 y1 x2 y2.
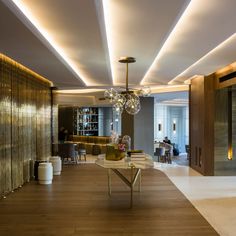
154 91 188 105
1 0 236 91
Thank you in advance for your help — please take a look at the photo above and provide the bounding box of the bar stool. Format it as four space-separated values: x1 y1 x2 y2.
92 144 101 155
154 147 165 162
165 149 172 164
78 149 86 161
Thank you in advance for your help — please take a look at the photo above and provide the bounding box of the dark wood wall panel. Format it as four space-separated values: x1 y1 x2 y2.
214 88 232 175
0 54 52 196
58 107 74 135
190 75 215 175
203 74 215 175
190 76 204 174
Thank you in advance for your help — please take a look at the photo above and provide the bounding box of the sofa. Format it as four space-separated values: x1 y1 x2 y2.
68 135 112 154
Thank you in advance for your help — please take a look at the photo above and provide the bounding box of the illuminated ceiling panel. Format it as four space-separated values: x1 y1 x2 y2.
170 33 236 84
0 1 84 88
8 0 112 86
103 0 189 86
141 0 236 85
1 0 236 92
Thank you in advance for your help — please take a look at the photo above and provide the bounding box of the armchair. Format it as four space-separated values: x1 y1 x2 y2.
58 143 78 164
159 142 173 164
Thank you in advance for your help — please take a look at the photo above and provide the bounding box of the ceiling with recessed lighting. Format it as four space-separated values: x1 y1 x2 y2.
1 0 236 91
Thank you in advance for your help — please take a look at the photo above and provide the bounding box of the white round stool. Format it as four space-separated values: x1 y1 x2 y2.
49 156 62 175
38 163 53 185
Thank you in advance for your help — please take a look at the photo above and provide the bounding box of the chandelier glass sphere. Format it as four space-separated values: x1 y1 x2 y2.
104 57 151 115
104 88 118 103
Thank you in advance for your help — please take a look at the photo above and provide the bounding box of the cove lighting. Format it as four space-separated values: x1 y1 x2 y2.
169 33 236 84
228 147 233 160
0 53 52 86
56 89 105 94
10 0 92 86
140 0 192 85
151 84 188 94
102 0 115 85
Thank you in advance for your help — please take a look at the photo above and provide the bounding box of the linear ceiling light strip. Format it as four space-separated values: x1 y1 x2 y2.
102 0 115 85
169 33 236 84
140 0 192 85
10 0 90 86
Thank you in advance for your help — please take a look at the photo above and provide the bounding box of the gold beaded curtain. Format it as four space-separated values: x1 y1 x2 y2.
0 54 52 195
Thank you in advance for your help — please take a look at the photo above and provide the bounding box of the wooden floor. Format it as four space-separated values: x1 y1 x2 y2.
0 164 218 236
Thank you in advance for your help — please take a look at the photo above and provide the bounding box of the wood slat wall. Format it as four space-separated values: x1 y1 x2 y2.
0 54 52 196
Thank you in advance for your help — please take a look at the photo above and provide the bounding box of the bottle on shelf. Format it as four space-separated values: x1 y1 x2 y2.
74 107 99 136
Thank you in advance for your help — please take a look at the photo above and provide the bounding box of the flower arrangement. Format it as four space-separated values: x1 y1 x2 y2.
105 134 128 160
110 130 119 144
118 143 126 152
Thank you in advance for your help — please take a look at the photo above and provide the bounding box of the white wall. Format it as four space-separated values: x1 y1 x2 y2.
154 104 167 142
154 103 189 153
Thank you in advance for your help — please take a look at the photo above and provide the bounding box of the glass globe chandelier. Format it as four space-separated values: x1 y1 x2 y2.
104 57 151 115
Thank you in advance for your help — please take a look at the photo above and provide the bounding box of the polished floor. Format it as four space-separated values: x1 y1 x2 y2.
155 162 236 236
85 154 236 236
0 163 217 236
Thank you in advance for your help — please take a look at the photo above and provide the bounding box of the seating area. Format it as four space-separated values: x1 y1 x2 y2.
185 144 190 160
57 143 79 164
154 142 173 164
68 135 112 155
2 1 236 235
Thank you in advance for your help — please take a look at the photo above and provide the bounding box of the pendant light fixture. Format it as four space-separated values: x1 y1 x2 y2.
104 57 151 115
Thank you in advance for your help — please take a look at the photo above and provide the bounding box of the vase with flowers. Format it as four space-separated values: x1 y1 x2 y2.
105 142 127 161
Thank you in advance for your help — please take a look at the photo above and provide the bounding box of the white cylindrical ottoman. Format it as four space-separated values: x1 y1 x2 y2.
38 163 53 185
49 156 62 175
